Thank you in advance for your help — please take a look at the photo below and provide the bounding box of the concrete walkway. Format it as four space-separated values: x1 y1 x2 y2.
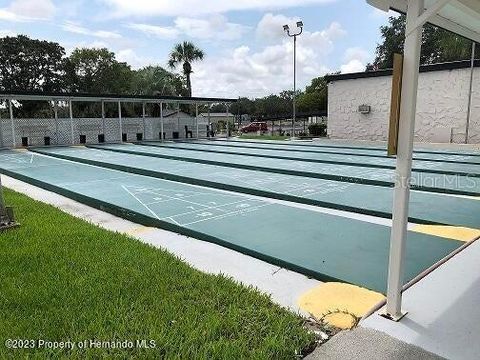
362 239 480 360
305 328 443 360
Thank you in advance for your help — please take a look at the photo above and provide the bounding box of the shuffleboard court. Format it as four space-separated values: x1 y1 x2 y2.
141 141 480 176
177 139 480 165
33 146 480 229
220 138 480 157
0 150 464 293
89 143 480 196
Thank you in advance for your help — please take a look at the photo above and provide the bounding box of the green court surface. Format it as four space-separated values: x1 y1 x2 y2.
178 139 480 165
0 150 463 293
33 146 480 229
141 141 480 176
224 138 480 157
90 143 480 196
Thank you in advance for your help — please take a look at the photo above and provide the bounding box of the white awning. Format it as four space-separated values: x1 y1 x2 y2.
368 0 480 42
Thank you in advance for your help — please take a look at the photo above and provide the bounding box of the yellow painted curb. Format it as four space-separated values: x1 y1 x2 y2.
412 225 480 242
124 225 155 236
298 282 385 330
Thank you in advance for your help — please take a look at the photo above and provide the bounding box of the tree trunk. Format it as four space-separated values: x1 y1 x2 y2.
186 72 192 97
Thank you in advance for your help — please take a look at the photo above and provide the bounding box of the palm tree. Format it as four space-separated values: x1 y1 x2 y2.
168 41 204 97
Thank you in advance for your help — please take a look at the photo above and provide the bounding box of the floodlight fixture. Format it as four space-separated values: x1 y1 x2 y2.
283 24 289 32
296 21 303 28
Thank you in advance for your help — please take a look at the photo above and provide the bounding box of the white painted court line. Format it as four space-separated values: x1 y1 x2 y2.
121 184 162 221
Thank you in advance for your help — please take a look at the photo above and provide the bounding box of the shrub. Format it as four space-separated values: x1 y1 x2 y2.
308 123 327 137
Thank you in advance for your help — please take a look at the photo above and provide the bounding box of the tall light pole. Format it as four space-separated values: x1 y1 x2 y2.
283 21 303 139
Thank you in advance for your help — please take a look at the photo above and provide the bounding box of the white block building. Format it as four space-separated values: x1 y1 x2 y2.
326 60 480 143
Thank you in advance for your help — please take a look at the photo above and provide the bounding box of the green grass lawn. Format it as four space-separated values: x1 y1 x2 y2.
239 135 290 141
0 189 314 359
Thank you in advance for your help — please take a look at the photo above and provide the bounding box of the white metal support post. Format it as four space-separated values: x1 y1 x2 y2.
225 104 230 137
208 106 211 137
0 100 3 148
176 102 180 138
53 101 59 144
118 101 123 142
466 42 476 144
101 100 106 138
160 102 164 142
69 100 74 144
142 102 146 140
8 99 15 148
386 0 425 320
195 103 199 139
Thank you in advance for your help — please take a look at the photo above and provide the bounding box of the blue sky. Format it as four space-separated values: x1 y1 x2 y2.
0 0 396 97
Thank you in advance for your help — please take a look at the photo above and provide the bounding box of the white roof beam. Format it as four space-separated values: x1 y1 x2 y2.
368 0 480 42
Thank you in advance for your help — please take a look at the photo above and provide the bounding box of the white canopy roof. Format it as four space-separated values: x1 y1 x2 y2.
367 0 480 42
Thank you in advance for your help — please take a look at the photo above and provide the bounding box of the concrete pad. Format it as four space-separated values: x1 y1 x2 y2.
362 239 480 360
305 328 444 360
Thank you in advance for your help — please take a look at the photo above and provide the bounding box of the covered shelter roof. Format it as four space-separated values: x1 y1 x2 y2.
0 90 237 104
367 0 480 42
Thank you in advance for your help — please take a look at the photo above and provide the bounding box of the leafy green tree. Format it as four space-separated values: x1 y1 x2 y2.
0 35 66 92
229 97 255 115
168 41 205 97
0 35 66 117
367 15 478 70
65 48 133 94
296 75 329 113
132 65 185 96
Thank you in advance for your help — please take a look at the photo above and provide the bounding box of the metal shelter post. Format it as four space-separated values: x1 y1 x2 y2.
195 103 199 139
53 101 59 144
0 100 3 148
177 102 180 137
160 102 164 142
208 106 211 137
466 41 476 144
225 104 230 137
118 101 123 142
101 100 106 138
8 99 15 148
69 100 74 144
386 0 425 320
142 102 146 140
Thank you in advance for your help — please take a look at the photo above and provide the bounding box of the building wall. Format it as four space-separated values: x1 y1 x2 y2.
327 67 480 143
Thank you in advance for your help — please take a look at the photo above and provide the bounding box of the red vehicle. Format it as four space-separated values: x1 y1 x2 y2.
239 121 268 133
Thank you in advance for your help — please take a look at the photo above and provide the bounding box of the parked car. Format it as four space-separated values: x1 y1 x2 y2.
239 122 268 133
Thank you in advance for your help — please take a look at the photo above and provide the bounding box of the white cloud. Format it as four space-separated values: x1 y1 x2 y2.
343 47 369 63
256 13 301 42
174 15 249 41
62 21 122 39
126 23 179 40
128 14 249 41
0 29 16 38
116 48 154 69
191 17 345 98
0 0 55 22
340 47 370 73
102 0 335 17
340 60 365 73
